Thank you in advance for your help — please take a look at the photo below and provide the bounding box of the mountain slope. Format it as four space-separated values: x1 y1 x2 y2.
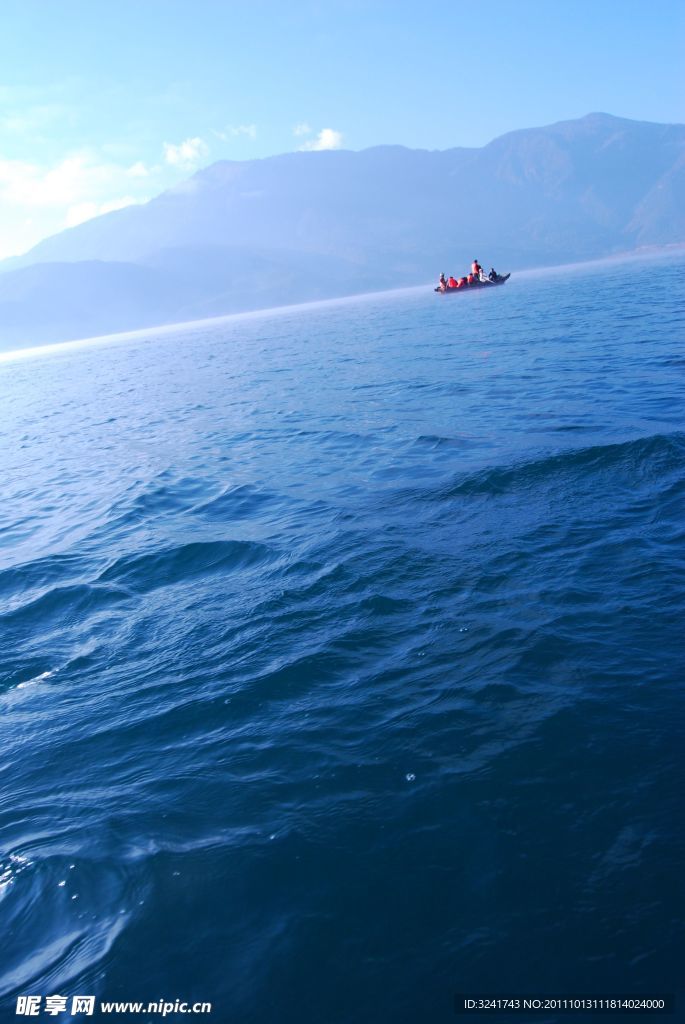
0 247 384 350
2 113 684 349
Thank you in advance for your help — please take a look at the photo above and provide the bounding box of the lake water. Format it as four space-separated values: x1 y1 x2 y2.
1 254 684 1022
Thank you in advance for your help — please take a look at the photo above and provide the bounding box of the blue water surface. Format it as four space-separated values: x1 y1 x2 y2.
1 254 684 1023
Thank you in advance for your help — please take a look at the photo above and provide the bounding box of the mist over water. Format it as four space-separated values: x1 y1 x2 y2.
1 255 684 1022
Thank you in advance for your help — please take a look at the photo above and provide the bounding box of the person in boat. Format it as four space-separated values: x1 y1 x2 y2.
471 259 483 278
488 267 498 282
447 275 458 289
457 276 468 288
437 272 447 292
467 272 475 285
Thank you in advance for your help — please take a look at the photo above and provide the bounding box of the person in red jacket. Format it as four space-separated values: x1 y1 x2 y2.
467 273 475 284
471 259 482 277
447 276 458 289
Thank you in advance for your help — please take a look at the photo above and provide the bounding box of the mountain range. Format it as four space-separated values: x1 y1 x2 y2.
2 112 684 349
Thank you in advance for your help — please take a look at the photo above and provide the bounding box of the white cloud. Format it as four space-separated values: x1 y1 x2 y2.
293 122 311 137
299 128 343 152
126 161 150 178
64 202 97 227
212 124 257 142
64 196 143 228
231 123 257 140
0 153 122 207
163 136 209 168
0 149 155 258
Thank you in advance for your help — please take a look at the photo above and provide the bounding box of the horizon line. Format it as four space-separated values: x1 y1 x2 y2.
1 244 683 365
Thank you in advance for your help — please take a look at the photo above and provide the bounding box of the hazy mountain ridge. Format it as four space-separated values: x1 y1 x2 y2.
2 113 684 349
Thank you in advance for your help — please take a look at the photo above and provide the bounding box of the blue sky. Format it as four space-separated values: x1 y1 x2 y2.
1 0 683 258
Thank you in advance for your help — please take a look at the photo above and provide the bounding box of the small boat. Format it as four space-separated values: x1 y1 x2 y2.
435 273 510 293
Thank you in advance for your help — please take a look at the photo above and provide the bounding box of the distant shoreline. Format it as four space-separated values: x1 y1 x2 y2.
1 243 683 363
